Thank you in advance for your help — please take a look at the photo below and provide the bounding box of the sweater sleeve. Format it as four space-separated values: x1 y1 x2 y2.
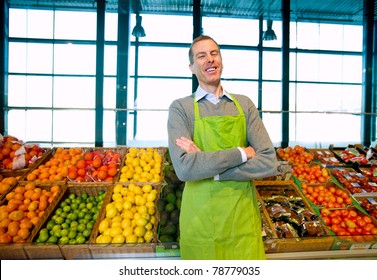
167 98 244 182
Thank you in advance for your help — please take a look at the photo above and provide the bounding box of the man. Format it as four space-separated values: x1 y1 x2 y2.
167 35 278 260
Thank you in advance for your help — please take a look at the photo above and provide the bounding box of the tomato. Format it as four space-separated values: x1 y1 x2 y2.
352 235 365 242
322 217 331 225
370 228 377 235
355 227 363 234
348 210 358 218
331 217 341 226
347 227 356 234
356 219 367 228
362 216 373 224
363 224 375 233
340 209 349 217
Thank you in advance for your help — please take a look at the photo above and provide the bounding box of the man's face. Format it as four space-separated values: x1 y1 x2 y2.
189 39 223 87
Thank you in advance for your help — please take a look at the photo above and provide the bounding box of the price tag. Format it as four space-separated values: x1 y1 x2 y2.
350 243 371 250
367 197 377 205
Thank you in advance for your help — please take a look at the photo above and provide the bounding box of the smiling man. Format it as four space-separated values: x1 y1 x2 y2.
167 35 278 260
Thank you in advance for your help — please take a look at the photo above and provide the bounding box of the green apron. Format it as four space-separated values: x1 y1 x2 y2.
179 94 265 260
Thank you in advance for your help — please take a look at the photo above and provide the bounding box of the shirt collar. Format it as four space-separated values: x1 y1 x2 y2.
195 85 233 102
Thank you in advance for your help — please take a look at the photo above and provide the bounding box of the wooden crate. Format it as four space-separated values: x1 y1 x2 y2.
255 180 334 253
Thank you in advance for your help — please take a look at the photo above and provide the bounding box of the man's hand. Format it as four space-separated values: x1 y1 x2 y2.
176 136 201 154
243 146 256 160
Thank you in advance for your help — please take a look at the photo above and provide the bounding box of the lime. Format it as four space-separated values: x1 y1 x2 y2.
77 224 86 232
84 213 93 220
60 212 68 219
46 220 56 230
71 203 79 210
86 221 94 230
68 230 77 239
63 205 71 213
68 239 76 245
70 220 79 228
55 216 65 225
86 202 94 210
56 207 63 215
79 202 86 210
82 229 91 238
78 212 86 219
81 193 88 200
76 236 86 244
60 228 69 237
47 235 59 244
59 236 69 245
61 222 69 229
68 193 76 200
38 229 50 242
67 213 78 221
52 224 62 232
53 229 62 238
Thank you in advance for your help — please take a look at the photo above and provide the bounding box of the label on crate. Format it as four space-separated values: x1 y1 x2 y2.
356 173 365 178
367 197 377 205
368 182 377 187
350 243 372 250
351 182 361 187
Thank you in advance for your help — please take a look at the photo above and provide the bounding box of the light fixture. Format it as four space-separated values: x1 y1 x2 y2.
132 14 146 38
263 19 277 41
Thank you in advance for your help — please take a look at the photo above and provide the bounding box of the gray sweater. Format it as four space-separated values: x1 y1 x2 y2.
167 93 278 182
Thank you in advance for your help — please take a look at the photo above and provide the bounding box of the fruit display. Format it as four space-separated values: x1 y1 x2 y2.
309 149 341 166
300 182 353 208
257 184 329 239
156 150 184 243
0 135 47 171
320 208 377 241
292 163 331 183
0 183 63 243
276 145 314 164
25 147 124 183
118 147 164 183
331 167 377 194
333 145 369 165
34 187 106 245
356 197 377 220
0 175 19 197
95 183 159 244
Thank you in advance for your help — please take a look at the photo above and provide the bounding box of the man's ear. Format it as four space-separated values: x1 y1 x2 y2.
189 64 195 74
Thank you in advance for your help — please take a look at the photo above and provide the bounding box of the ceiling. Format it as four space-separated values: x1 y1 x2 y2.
6 0 372 24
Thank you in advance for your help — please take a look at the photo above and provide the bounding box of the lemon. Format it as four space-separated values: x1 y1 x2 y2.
114 201 123 212
122 226 134 238
110 226 123 237
146 192 157 202
138 205 148 215
132 174 141 182
123 210 134 220
142 184 152 193
120 187 129 196
103 228 112 236
126 234 138 243
150 215 156 225
145 222 153 231
121 218 132 229
137 237 145 243
96 235 112 244
111 221 122 229
135 165 143 174
131 158 140 167
113 184 123 194
147 207 156 215
126 195 135 204
112 193 123 202
134 226 146 237
112 234 125 244
98 219 110 233
135 217 148 227
133 186 143 195
106 207 117 219
144 230 154 242
112 215 123 223
121 165 129 173
122 200 132 210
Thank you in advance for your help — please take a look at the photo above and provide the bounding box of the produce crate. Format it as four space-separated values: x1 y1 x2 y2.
308 148 343 167
291 161 332 184
295 180 356 210
0 243 29 260
327 207 377 250
89 182 161 258
27 184 112 259
0 170 25 202
0 147 52 175
353 195 377 221
329 144 370 167
331 167 377 195
117 147 167 184
255 180 334 253
67 147 128 185
89 243 156 259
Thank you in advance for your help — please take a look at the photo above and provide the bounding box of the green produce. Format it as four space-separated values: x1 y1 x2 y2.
35 190 106 245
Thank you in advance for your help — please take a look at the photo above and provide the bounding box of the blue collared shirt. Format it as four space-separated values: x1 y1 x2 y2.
195 85 233 104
